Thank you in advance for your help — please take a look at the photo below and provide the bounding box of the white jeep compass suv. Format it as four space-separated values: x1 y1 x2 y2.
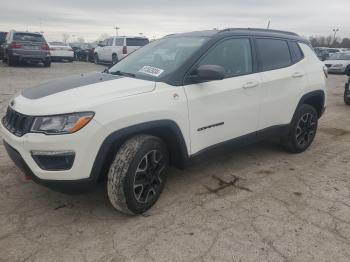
1 29 327 214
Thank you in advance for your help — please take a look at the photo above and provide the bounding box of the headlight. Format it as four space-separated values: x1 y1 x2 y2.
31 112 94 135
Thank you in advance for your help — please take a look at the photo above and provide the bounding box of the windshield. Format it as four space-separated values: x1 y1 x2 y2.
14 33 45 42
108 36 209 81
328 53 350 60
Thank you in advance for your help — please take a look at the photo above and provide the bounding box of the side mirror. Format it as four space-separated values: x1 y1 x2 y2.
190 65 225 82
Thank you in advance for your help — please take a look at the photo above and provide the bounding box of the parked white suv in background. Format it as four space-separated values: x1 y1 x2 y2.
94 36 149 64
1 28 327 215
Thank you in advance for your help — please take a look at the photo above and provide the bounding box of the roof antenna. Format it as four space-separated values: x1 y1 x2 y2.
267 20 271 29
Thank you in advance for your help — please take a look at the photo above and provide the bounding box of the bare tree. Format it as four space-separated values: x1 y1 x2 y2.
62 33 70 43
97 33 111 41
77 37 85 44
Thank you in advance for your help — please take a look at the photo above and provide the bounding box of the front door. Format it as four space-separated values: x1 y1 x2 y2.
184 38 261 154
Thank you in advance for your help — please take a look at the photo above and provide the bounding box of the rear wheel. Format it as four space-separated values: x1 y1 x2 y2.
107 135 169 215
283 104 318 153
112 54 118 65
94 53 99 64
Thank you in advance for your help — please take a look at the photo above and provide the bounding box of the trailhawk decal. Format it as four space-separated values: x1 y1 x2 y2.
197 122 224 132
138 66 164 77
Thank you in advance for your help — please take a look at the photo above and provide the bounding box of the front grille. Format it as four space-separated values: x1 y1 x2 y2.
325 64 332 68
1 107 34 137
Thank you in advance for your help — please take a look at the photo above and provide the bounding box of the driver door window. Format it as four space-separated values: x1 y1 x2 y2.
197 38 253 78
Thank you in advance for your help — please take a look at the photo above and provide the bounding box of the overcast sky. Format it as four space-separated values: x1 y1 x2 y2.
1 0 349 42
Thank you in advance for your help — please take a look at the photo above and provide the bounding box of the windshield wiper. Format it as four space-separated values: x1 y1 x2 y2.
110 70 136 78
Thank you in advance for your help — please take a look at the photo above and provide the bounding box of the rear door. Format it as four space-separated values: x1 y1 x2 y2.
184 37 262 154
98 39 109 61
101 38 114 61
256 38 308 130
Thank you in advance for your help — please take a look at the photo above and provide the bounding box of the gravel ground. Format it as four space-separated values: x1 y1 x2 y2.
0 61 350 262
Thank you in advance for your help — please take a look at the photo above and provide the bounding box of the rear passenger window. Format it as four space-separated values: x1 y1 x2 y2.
114 38 124 46
256 39 292 71
289 42 304 62
126 38 149 47
198 38 253 77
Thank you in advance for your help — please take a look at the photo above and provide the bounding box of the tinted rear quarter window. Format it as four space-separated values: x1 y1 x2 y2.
289 42 304 62
256 38 292 71
126 38 149 46
114 38 124 46
13 33 45 42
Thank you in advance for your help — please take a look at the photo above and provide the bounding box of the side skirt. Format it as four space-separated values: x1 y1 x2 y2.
187 124 290 164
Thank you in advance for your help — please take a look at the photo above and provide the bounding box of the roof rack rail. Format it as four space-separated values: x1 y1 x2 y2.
219 28 299 37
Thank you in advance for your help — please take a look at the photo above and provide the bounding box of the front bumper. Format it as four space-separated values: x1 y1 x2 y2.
3 141 94 193
0 118 108 193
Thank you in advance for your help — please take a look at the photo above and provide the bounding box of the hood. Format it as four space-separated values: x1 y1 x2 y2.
12 72 156 115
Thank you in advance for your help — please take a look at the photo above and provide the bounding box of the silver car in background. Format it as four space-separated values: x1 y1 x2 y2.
3 30 51 67
324 52 350 74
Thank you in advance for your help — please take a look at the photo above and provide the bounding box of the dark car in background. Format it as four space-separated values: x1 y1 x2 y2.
70 43 96 62
0 32 8 60
314 47 329 61
3 30 51 67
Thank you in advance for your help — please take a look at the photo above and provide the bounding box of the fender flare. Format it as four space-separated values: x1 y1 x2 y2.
89 120 189 182
293 90 326 119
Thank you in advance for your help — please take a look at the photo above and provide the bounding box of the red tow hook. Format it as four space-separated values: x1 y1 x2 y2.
25 175 32 180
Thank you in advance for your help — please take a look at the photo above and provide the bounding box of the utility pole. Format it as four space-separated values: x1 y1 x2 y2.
114 26 120 36
332 28 339 46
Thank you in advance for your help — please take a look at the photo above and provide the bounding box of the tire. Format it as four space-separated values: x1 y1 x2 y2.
7 56 15 66
94 53 99 64
112 54 118 65
345 93 350 105
283 104 318 153
345 66 350 76
43 60 51 67
107 135 169 215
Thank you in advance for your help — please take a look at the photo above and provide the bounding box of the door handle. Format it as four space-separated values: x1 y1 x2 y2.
292 72 304 78
243 81 259 89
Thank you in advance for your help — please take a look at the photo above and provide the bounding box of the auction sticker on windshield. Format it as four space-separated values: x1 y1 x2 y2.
138 66 164 77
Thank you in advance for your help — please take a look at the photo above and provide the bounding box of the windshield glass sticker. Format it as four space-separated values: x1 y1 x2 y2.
138 66 164 77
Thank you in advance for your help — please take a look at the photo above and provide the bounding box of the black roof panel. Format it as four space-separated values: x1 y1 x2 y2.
167 28 306 42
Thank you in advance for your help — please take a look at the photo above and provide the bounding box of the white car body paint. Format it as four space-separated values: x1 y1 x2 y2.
0 36 327 184
48 43 74 60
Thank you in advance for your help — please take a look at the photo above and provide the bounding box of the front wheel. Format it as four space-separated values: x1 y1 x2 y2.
43 60 51 67
283 104 318 153
107 135 169 215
